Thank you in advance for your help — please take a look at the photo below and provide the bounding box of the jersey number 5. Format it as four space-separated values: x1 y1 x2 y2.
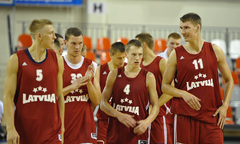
124 84 130 95
36 69 43 81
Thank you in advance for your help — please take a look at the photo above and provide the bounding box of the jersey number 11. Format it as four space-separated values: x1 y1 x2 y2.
192 58 204 70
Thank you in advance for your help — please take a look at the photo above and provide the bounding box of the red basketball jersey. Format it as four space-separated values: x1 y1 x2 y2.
97 62 127 120
97 63 110 120
15 49 62 144
107 66 150 144
140 56 168 116
141 56 170 144
63 56 97 144
172 42 222 124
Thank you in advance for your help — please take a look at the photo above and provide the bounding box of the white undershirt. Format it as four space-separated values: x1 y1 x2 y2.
157 48 168 60
63 55 97 75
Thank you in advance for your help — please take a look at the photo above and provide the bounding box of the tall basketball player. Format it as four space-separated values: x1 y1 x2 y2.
162 13 234 144
4 19 65 144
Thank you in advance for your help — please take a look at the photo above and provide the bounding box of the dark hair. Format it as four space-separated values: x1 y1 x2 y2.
65 27 83 41
54 39 60 49
81 44 87 52
180 13 202 30
135 32 154 50
55 33 63 40
110 42 125 55
126 39 142 53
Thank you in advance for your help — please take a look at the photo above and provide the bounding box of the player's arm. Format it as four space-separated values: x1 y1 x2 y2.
56 55 65 143
91 65 101 111
148 58 172 113
95 65 101 84
87 64 101 107
212 44 234 129
158 58 173 107
100 69 136 128
162 50 201 111
62 76 88 96
3 54 20 144
134 72 159 135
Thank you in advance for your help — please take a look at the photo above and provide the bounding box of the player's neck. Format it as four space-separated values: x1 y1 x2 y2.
108 61 122 71
124 64 141 78
142 49 156 66
167 48 171 57
66 54 82 64
185 38 204 54
28 43 47 62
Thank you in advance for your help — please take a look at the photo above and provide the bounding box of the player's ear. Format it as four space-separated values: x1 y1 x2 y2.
37 32 42 39
143 42 147 48
196 24 201 32
110 52 113 58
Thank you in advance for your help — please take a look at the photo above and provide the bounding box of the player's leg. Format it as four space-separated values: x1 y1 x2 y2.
150 115 165 144
201 122 223 144
174 115 200 144
97 119 108 144
166 113 174 144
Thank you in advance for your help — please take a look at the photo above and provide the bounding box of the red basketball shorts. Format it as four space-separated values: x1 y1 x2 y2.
174 114 223 144
97 119 108 144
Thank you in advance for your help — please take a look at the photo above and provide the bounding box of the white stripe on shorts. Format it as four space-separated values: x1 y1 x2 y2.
163 115 167 144
174 114 178 144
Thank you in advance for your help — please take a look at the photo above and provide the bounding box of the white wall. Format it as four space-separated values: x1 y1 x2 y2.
0 0 240 100
87 0 240 27
0 6 84 63
0 5 84 100
1 0 240 63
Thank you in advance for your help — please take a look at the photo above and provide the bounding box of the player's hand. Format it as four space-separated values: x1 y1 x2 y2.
116 113 136 128
133 120 149 135
71 76 88 90
7 128 20 144
181 91 201 111
85 64 94 82
213 104 228 129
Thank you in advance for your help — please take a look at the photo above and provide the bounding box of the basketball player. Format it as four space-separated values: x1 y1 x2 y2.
100 39 159 143
4 19 65 144
55 33 65 53
81 44 87 57
62 27 101 144
156 32 181 144
96 42 126 144
157 32 182 60
162 13 234 144
53 38 63 55
136 32 173 144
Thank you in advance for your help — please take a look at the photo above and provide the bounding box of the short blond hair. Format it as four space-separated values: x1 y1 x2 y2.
126 39 142 53
29 19 53 39
168 32 181 41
